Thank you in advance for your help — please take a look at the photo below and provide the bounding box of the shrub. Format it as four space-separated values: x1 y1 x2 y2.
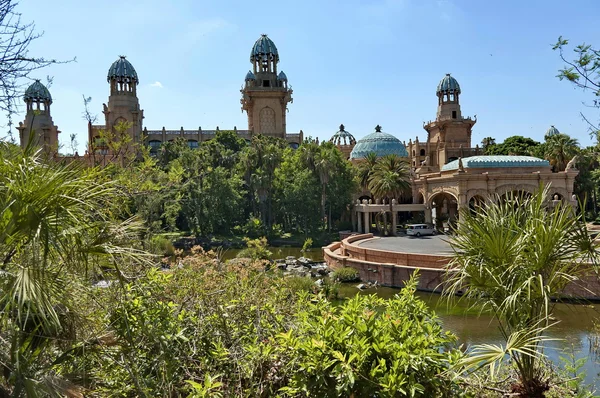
277 274 463 397
148 234 176 256
301 237 313 253
332 267 360 282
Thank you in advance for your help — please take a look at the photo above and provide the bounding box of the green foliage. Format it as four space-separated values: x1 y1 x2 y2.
277 274 463 397
237 237 272 261
553 37 600 134
148 234 176 256
332 267 360 283
301 237 313 252
484 135 541 156
446 186 599 396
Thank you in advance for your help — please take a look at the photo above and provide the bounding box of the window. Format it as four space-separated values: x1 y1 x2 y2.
149 140 162 155
420 149 425 156
262 80 270 87
187 140 199 149
452 111 457 119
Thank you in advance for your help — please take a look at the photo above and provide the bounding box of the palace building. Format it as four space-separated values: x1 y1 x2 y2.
17 34 578 227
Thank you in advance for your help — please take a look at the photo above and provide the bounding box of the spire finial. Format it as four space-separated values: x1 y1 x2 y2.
339 124 345 131
375 125 382 132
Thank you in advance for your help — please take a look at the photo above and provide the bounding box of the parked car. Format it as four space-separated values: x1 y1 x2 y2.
406 224 436 237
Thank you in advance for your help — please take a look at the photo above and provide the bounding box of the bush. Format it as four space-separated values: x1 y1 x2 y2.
277 275 463 397
148 234 176 256
332 267 360 282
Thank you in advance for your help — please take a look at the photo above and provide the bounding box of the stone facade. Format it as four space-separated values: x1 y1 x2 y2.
19 35 302 158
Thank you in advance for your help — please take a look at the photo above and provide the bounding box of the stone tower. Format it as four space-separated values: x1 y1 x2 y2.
422 74 476 167
90 56 144 154
17 80 60 154
241 34 293 138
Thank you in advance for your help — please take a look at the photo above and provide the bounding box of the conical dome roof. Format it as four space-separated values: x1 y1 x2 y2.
245 70 256 81
278 71 287 81
250 34 279 63
107 56 138 83
350 125 408 160
24 80 52 103
330 124 356 146
545 125 560 137
437 73 461 95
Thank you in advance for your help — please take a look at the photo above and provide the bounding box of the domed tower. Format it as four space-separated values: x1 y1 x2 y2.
329 124 356 159
422 73 476 168
17 80 60 153
241 34 293 138
545 125 560 139
350 125 408 161
91 56 144 154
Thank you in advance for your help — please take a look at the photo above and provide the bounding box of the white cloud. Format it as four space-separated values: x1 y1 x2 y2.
150 81 163 88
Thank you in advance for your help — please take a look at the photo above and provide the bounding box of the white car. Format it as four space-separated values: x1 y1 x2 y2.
406 224 436 237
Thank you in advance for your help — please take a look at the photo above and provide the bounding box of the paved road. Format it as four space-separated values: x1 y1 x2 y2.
357 234 453 255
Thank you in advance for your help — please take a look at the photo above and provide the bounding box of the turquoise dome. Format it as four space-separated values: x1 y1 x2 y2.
250 34 279 62
24 80 52 103
107 56 138 83
278 71 287 81
330 124 356 146
545 125 560 137
245 70 255 80
437 73 461 95
442 155 550 171
350 125 408 160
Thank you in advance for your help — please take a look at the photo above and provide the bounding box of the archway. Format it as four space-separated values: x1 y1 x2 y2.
468 195 486 215
429 192 458 230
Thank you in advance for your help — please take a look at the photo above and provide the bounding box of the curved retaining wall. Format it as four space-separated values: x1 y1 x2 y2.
323 234 600 299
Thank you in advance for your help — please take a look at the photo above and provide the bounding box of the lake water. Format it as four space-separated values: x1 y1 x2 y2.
340 284 600 389
219 245 600 389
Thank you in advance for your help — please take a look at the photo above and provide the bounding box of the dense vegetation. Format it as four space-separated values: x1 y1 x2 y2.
103 132 355 243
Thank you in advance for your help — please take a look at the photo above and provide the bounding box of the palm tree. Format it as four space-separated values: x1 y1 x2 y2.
481 137 496 153
356 152 378 191
315 144 341 231
544 133 579 171
446 186 598 396
0 143 148 396
367 154 411 235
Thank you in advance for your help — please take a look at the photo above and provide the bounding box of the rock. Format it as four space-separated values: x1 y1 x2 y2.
298 257 312 265
315 279 324 287
356 283 367 290
286 256 296 260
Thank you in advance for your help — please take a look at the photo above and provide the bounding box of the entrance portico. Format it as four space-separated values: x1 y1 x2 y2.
353 199 428 234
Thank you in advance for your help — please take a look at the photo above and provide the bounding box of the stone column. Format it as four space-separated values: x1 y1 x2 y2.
425 207 432 224
391 200 397 236
357 211 362 233
364 211 370 234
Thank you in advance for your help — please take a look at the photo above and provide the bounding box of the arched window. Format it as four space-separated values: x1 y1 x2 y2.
259 107 276 135
187 139 199 149
420 149 426 156
289 142 299 149
148 140 162 155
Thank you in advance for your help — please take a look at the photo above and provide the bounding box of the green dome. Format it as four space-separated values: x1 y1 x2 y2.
545 125 560 137
24 80 52 103
349 125 408 160
437 73 461 95
250 34 279 63
442 155 550 171
330 124 356 146
107 56 138 83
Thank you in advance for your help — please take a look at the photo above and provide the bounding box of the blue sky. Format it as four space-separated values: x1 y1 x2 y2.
7 0 600 152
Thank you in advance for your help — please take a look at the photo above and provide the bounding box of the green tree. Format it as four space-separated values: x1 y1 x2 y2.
356 152 378 191
368 154 411 235
553 37 600 134
485 135 541 156
446 187 599 397
0 143 147 396
481 136 496 151
544 133 579 171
